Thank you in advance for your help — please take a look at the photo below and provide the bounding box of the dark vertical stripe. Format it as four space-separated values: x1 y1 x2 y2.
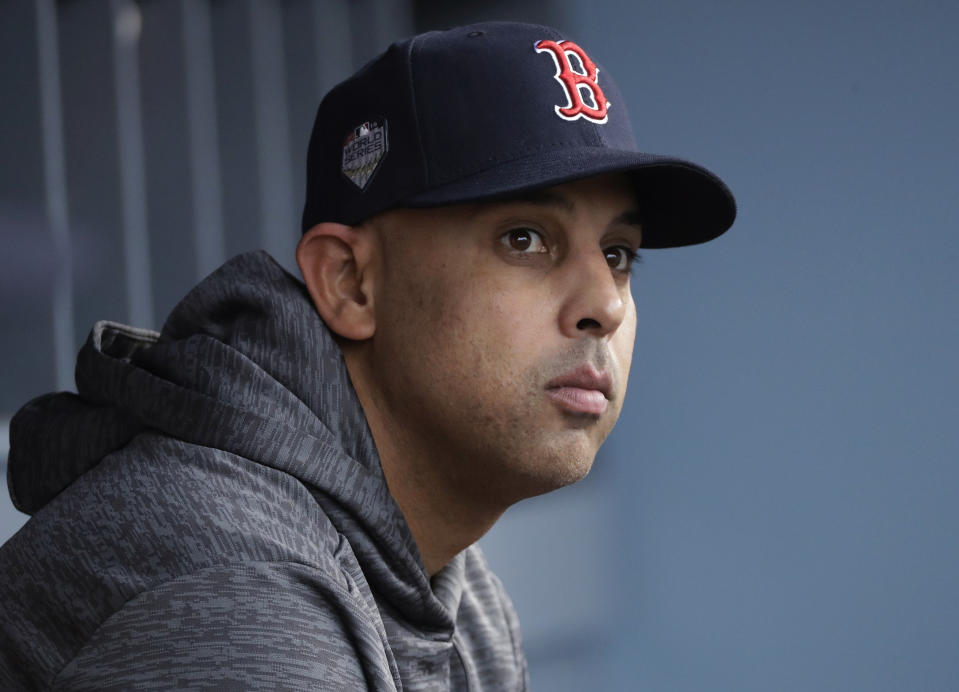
36 0 74 391
111 0 154 328
248 0 296 265
182 0 225 280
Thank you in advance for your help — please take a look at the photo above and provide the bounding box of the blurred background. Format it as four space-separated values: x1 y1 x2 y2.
2 0 957 689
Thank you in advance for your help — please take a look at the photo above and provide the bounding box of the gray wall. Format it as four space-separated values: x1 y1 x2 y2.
3 1 959 690
0 0 413 411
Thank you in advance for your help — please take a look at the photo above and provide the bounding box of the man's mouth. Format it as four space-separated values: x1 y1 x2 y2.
545 365 612 416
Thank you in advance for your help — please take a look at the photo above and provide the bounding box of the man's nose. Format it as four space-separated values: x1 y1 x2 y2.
558 250 628 339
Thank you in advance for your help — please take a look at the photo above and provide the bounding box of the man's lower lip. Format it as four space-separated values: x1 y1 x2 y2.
546 387 608 416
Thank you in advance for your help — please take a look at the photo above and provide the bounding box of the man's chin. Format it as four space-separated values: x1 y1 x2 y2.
508 438 599 500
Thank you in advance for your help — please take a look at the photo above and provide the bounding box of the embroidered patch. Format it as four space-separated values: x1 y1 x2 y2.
341 119 388 190
534 39 610 124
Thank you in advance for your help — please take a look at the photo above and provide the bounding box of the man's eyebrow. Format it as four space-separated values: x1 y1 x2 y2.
613 209 644 231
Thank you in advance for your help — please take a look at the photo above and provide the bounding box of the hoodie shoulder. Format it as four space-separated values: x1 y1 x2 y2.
0 433 390 690
51 561 399 691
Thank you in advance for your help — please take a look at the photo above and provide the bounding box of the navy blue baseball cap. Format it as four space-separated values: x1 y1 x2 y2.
302 21 736 248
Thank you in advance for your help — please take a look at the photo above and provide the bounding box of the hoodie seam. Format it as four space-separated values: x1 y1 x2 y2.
451 632 478 691
491 575 527 690
490 581 520 669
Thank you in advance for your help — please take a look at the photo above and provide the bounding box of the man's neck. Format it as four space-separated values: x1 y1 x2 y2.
375 440 505 576
344 350 506 576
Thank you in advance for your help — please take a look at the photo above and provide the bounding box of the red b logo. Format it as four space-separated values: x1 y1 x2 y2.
534 39 610 124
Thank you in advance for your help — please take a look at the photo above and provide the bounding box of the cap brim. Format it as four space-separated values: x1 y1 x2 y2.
401 147 736 249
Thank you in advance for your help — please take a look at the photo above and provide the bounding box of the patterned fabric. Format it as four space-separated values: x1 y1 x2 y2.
0 252 528 690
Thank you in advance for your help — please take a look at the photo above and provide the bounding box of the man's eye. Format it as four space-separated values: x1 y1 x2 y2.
501 228 548 254
605 246 640 272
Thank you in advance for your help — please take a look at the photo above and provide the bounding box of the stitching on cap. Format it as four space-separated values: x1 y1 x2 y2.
406 37 429 188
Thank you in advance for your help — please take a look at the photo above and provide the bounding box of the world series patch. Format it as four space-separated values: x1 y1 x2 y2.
342 119 388 191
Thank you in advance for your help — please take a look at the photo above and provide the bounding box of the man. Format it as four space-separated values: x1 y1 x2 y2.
0 21 734 690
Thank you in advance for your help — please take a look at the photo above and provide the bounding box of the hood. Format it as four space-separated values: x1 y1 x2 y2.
7 251 455 632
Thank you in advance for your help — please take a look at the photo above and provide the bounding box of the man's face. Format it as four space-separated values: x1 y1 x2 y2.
361 173 640 506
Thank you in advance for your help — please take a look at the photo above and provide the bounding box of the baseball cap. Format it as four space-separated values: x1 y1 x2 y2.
301 21 736 248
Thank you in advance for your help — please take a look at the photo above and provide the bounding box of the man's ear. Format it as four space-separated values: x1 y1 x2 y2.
296 222 377 341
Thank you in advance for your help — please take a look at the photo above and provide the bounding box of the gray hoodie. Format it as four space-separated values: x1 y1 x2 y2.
0 251 528 690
